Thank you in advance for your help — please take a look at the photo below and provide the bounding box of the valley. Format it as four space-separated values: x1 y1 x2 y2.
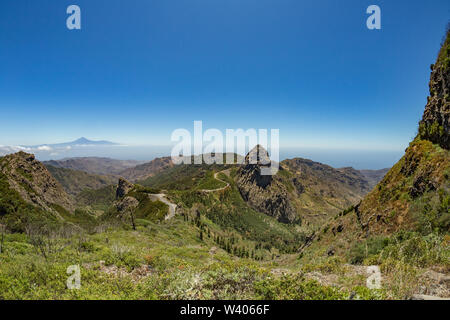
0 138 446 299
0 29 449 301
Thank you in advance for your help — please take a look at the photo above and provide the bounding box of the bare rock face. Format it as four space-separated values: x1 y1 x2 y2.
239 145 273 188
236 145 298 224
115 196 139 214
114 178 138 217
419 30 450 149
0 151 74 214
355 30 450 236
116 178 134 199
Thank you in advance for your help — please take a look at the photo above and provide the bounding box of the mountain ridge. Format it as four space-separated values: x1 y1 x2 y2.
45 165 117 196
0 152 74 220
44 157 144 176
24 137 118 148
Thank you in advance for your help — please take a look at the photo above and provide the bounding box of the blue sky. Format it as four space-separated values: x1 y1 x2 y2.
0 0 449 154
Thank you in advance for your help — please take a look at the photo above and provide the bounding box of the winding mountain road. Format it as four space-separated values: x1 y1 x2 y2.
199 171 230 193
150 170 231 220
149 194 177 220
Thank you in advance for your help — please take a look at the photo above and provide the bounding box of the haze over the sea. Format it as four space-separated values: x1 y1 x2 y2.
0 143 401 170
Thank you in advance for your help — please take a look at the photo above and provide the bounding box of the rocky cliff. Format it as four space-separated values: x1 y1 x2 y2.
236 145 388 225
419 29 450 149
116 178 134 199
325 30 450 238
236 145 298 224
0 152 74 215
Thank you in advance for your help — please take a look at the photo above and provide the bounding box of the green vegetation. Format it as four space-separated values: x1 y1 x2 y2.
171 174 304 254
410 188 450 234
0 216 387 300
76 185 117 213
0 135 448 300
46 165 116 196
418 121 445 141
0 171 57 232
196 171 227 190
437 26 450 69
359 139 449 234
253 275 346 300
346 231 447 268
348 236 390 265
140 164 229 190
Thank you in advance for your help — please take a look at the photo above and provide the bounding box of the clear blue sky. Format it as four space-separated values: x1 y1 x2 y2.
1 0 449 150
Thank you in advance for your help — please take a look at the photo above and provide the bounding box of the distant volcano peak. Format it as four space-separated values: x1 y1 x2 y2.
70 137 116 145
74 137 90 143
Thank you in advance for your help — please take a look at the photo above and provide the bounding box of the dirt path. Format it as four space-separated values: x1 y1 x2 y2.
199 171 230 193
149 194 177 220
149 170 230 220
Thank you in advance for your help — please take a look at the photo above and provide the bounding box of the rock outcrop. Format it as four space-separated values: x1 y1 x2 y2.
0 151 74 214
419 29 450 149
115 196 139 213
236 145 298 224
114 178 139 218
116 178 134 199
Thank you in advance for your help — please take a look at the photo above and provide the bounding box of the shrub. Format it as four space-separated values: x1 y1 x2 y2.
253 274 347 300
348 236 390 265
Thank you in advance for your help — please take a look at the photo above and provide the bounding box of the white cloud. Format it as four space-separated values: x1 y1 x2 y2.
37 145 52 151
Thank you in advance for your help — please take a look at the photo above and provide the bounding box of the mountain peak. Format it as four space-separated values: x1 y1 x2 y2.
75 137 90 143
71 137 115 145
245 144 271 166
14 150 35 161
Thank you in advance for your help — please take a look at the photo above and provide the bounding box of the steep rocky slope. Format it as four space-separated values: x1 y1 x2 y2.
418 32 450 149
236 145 298 224
315 30 450 243
355 31 450 235
277 158 382 226
295 34 449 299
0 152 74 214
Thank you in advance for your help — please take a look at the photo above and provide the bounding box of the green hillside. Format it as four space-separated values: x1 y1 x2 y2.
46 165 117 196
